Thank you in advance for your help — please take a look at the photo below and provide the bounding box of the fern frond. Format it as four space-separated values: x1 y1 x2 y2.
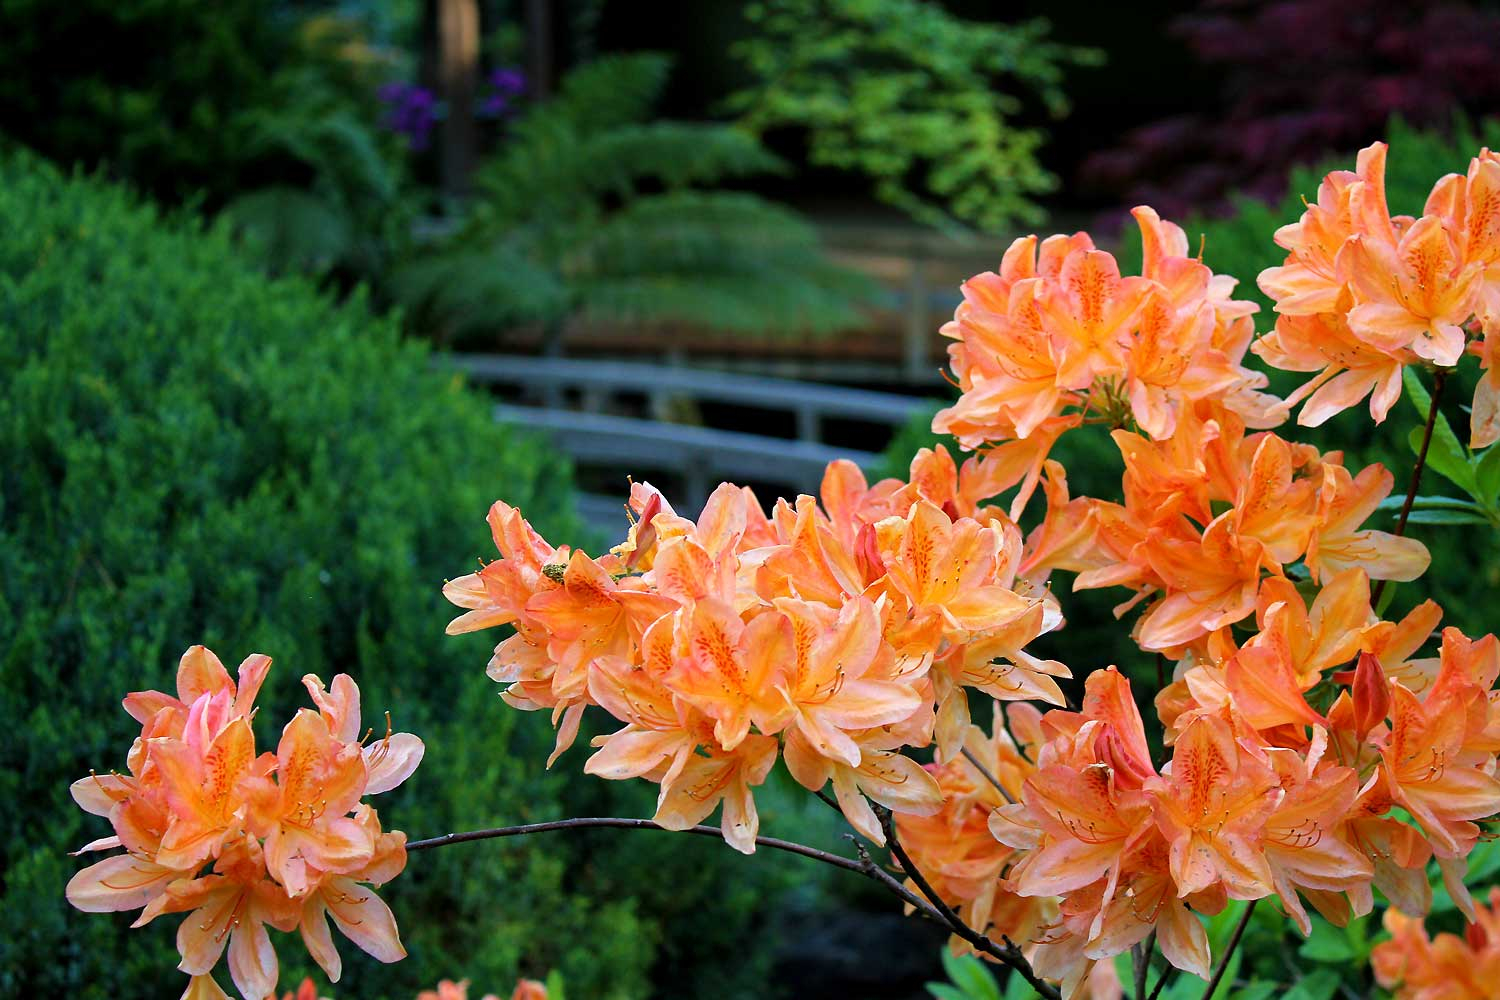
477 122 783 223
581 253 871 336
545 52 674 131
221 186 352 271
389 242 570 336
574 192 823 276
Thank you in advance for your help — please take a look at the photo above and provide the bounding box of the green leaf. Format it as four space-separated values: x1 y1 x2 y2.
1404 368 1477 496
939 950 1003 1000
1298 918 1356 962
1282 969 1340 1000
1231 982 1278 1000
928 985 972 1000
1377 494 1486 513
1403 509 1492 525
1004 967 1040 1000
1476 444 1500 506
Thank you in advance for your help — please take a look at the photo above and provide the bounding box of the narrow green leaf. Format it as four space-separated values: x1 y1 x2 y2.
1403 369 1477 495
1403 509 1492 525
1298 918 1355 962
1377 494 1486 513
940 950 1002 1000
927 984 971 1000
1282 969 1340 1000
1476 444 1500 506
1231 982 1278 1000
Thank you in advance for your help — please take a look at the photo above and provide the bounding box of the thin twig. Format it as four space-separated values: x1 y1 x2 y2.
1373 368 1449 606
407 817 865 874
960 745 1017 804
877 806 1062 1000
1133 930 1157 1000
1201 900 1257 1000
406 816 948 937
1146 964 1176 1000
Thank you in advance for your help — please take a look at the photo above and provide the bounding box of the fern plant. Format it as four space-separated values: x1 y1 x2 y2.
727 0 1103 234
219 19 412 281
391 52 871 347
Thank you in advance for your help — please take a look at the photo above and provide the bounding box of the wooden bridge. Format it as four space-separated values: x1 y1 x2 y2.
445 354 938 534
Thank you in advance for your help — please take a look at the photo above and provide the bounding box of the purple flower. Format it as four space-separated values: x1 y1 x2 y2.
479 66 527 119
378 81 439 151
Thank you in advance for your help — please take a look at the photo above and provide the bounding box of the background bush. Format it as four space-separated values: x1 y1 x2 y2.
0 150 803 1000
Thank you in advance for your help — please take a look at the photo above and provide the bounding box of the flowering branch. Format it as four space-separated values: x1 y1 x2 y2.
409 813 1062 1000
1373 367 1449 606
877 806 1063 1000
407 817 944 920
1200 900 1257 1000
406 817 868 872
1391 370 1451 539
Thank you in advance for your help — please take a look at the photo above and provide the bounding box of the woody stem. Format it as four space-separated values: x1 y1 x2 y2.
1133 931 1156 1000
960 745 1017 804
406 816 868 873
1372 368 1448 605
406 816 975 959
876 806 1063 1000
1200 899 1257 1000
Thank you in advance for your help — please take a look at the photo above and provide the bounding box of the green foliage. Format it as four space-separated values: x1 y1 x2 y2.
0 0 406 281
396 52 873 346
0 0 289 201
219 51 411 280
728 0 1102 233
0 152 798 999
927 949 1002 1000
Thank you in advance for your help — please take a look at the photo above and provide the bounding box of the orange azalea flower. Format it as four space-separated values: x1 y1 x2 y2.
667 600 794 752
1258 733 1371 935
1373 888 1500 1000
773 596 922 767
1260 142 1389 316
443 500 568 635
526 549 677 704
1340 214 1481 367
1134 513 1272 652
296 806 410 982
1254 306 1413 427
653 733 779 854
874 500 1036 640
143 835 299 1000
1039 248 1153 391
510 981 549 1000
244 708 374 897
280 979 325 1000
68 648 419 999
1145 715 1280 899
1306 463 1430 584
1380 643 1500 862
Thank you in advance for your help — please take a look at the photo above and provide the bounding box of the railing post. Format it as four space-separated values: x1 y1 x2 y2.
795 406 819 444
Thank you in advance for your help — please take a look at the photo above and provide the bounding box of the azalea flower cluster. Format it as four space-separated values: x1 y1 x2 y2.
66 646 424 1000
931 205 1280 517
1257 141 1500 442
443 454 1070 852
1042 400 1431 654
1372 888 1500 1000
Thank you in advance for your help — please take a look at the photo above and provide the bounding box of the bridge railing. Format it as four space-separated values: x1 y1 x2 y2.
444 354 935 529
